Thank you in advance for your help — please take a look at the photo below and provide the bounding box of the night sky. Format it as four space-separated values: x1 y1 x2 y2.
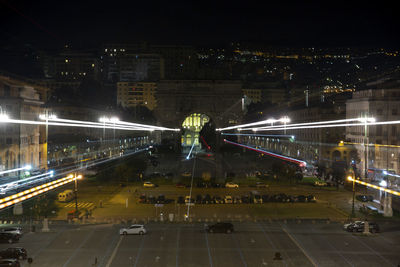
1 0 399 49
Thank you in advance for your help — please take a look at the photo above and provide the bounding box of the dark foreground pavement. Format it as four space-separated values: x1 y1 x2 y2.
2 221 399 267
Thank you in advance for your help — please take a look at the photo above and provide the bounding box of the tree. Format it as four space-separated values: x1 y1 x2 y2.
199 121 216 151
28 194 60 219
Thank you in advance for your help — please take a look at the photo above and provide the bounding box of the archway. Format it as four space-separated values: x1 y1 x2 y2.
181 113 211 152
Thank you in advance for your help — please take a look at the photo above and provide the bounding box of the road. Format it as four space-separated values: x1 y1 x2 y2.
2 221 399 267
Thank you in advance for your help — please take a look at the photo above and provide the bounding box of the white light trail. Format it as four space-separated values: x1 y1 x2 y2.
0 116 179 132
239 120 400 132
186 142 195 160
0 171 54 193
238 118 363 131
216 117 289 131
0 165 31 176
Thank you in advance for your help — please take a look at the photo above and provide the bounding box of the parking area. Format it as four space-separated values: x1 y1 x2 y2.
1 221 399 267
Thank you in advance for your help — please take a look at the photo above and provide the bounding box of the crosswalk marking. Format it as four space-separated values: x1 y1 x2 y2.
64 202 94 208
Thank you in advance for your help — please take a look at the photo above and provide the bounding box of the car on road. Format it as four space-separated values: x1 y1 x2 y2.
0 233 19 244
314 181 328 186
0 247 27 260
119 224 147 235
175 183 186 188
225 182 239 188
0 259 20 267
203 194 212 204
0 227 23 238
356 195 374 202
224 195 233 204
205 222 234 233
143 181 156 188
181 172 191 177
156 195 165 204
256 182 268 188
343 221 380 233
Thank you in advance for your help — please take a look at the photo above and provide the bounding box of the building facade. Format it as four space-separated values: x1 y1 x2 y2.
117 82 157 110
0 76 46 172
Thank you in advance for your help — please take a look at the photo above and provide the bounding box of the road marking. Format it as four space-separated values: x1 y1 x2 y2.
231 234 248 267
350 234 396 266
63 227 97 267
105 235 123 267
258 223 289 267
133 235 146 267
282 227 318 267
176 226 180 267
204 230 213 267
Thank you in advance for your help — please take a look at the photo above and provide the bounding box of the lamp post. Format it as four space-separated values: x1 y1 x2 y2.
73 173 83 218
348 175 356 218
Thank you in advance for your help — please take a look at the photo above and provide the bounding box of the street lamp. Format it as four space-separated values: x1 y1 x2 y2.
73 173 83 218
348 175 356 218
280 116 291 134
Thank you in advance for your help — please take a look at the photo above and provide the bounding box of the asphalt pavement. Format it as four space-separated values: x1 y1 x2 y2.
1 221 399 267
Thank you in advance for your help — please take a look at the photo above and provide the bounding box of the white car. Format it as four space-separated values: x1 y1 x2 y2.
224 195 233 204
0 227 23 237
225 182 239 188
119 224 147 235
143 181 156 188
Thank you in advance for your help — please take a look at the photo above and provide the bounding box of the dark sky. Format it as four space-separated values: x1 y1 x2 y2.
1 0 399 49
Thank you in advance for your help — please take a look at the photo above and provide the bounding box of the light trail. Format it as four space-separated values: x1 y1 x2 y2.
347 177 400 196
0 176 76 210
0 171 54 193
221 133 294 138
186 142 195 160
216 118 288 131
47 116 179 132
0 116 180 132
223 139 307 167
0 175 74 205
0 165 31 176
239 120 400 132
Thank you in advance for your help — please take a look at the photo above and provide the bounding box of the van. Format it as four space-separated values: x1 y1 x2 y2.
58 190 74 202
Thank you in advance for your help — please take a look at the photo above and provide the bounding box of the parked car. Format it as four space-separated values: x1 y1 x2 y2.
0 247 27 260
306 195 316 202
143 181 156 188
156 195 165 204
224 195 233 204
176 183 186 188
185 196 194 204
177 196 185 204
314 181 328 186
225 182 239 188
0 227 23 238
256 182 268 188
119 224 147 235
195 195 203 204
343 221 379 233
214 196 224 204
147 195 156 204
138 194 146 203
203 194 212 204
356 195 374 202
0 233 19 244
241 195 250 204
233 196 242 204
0 259 20 267
205 222 234 233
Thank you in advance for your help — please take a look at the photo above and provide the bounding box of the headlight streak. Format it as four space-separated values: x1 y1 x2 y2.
223 139 307 167
238 120 400 132
347 177 400 196
0 176 75 210
0 148 149 209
